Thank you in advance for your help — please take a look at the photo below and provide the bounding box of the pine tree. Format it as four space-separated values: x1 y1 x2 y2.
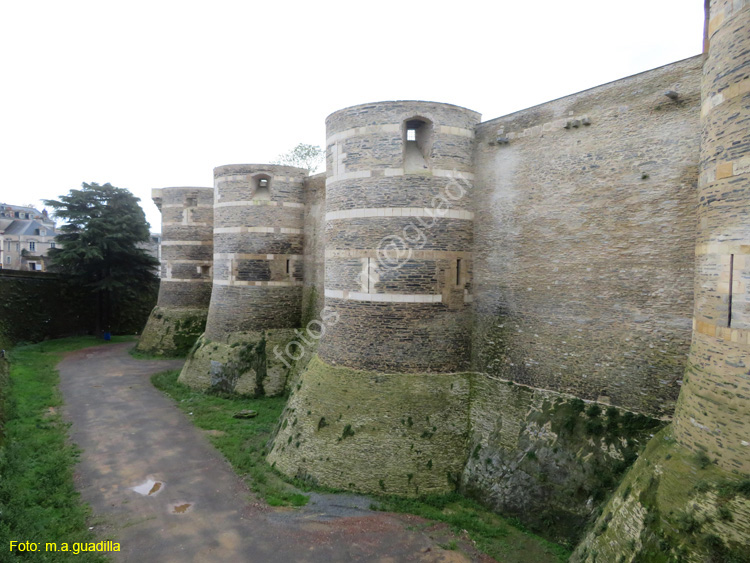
44 182 159 335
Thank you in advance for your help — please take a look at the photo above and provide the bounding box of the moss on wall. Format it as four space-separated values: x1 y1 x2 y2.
462 375 664 545
267 355 472 496
178 329 298 397
136 306 207 357
572 425 750 562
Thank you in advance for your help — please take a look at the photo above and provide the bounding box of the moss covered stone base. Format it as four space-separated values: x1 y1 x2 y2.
462 375 664 544
136 306 207 357
177 330 298 397
572 425 750 562
267 355 471 496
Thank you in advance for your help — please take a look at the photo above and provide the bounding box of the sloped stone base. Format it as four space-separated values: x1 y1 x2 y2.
267 355 472 496
572 426 750 562
136 306 207 357
177 329 298 397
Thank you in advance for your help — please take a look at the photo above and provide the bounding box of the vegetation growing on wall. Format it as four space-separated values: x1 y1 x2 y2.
463 377 665 545
573 426 750 563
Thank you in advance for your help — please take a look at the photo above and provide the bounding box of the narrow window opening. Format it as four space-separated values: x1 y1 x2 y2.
186 196 197 207
199 265 210 276
403 118 433 174
254 175 271 200
456 259 462 286
728 254 734 328
286 259 290 274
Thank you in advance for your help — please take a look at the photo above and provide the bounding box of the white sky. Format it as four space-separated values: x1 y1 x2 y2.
0 1 704 232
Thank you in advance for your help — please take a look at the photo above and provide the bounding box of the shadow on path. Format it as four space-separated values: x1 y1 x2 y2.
60 342 487 562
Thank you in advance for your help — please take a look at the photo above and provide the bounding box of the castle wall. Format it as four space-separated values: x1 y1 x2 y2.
319 101 481 372
154 187 214 308
471 56 703 418
574 3 750 560
301 172 326 324
137 187 213 356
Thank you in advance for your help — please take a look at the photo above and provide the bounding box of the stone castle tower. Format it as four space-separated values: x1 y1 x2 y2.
142 3 749 557
178 165 311 396
319 101 479 372
137 187 213 355
672 0 750 474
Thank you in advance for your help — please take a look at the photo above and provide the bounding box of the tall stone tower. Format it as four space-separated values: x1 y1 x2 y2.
137 187 213 356
269 101 482 495
178 164 308 396
319 101 480 372
672 0 750 474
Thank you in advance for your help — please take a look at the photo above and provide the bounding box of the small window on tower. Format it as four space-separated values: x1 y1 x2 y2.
403 117 433 173
186 197 197 207
254 175 271 200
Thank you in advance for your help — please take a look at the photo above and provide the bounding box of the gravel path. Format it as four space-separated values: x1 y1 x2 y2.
59 342 487 563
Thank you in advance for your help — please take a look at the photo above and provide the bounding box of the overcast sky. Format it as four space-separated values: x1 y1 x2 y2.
0 1 704 232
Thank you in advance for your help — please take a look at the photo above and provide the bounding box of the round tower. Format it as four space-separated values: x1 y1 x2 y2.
178 164 307 395
672 0 750 474
137 186 213 356
268 101 481 495
320 101 480 372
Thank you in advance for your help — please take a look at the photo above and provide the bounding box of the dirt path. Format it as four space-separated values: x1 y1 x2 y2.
59 343 487 563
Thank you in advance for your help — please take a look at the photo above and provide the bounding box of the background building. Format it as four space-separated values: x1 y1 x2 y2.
0 204 57 271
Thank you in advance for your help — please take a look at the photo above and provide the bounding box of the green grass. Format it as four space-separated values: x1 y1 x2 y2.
374 493 570 562
150 370 308 506
149 370 571 562
0 335 131 562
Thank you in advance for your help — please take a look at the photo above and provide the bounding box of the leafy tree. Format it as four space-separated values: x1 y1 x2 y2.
44 182 159 335
272 143 325 174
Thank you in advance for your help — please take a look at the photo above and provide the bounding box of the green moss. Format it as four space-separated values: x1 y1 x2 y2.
575 426 750 562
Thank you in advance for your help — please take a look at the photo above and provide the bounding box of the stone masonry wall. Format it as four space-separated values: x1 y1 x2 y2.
471 57 703 418
154 187 214 308
302 173 326 324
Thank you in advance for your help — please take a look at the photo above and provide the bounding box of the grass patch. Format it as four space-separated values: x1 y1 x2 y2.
374 493 570 563
150 369 307 507
0 335 131 561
